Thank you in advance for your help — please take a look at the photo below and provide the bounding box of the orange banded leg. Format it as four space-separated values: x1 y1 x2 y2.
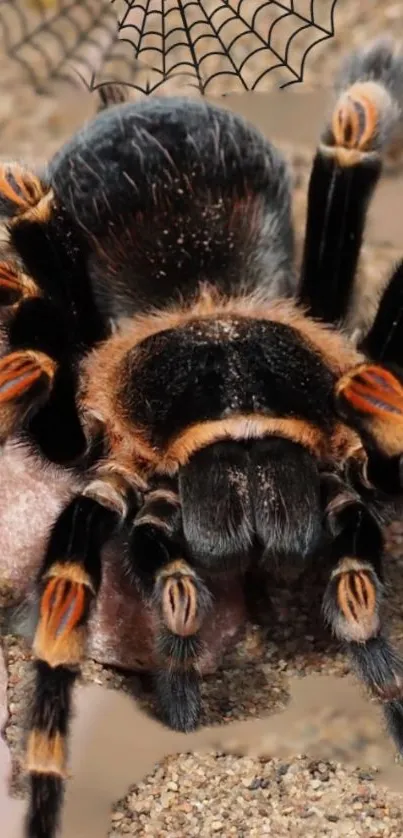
331 80 392 162
336 363 403 458
130 482 212 732
25 471 133 838
0 349 56 442
0 163 88 464
299 40 403 325
322 487 403 755
0 162 52 222
0 261 39 307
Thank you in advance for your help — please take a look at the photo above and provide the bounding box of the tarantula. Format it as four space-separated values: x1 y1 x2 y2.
2 35 403 838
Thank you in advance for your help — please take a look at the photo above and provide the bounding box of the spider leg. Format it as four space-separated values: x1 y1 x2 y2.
335 362 403 492
299 37 403 326
0 162 106 464
340 256 403 483
333 253 403 492
129 478 212 732
322 479 403 752
0 348 56 441
360 260 403 366
25 469 134 838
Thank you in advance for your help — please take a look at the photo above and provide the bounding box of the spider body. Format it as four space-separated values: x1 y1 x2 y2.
82 298 363 568
2 37 403 838
46 96 294 317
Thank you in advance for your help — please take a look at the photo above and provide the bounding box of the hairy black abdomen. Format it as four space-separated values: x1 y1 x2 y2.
47 98 294 318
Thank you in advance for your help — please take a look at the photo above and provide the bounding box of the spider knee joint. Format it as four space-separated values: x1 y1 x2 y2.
82 465 144 518
156 561 211 637
329 81 393 163
0 262 39 306
34 563 94 667
324 558 381 643
0 163 52 221
0 349 56 440
25 730 67 778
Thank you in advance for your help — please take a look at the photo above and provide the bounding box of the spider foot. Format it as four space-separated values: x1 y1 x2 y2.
155 559 209 638
153 560 212 732
34 562 94 668
327 38 403 163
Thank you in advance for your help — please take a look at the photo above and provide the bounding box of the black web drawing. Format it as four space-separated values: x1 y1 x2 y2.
0 0 338 98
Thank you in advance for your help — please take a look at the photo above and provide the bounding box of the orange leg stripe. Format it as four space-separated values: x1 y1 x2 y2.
334 568 380 643
356 571 376 613
0 352 55 403
357 366 399 387
0 264 20 289
357 366 403 394
339 365 403 395
0 263 38 303
40 577 60 620
41 579 87 640
162 575 200 637
0 169 28 209
340 101 359 148
342 382 403 419
332 85 379 151
0 165 45 210
59 585 86 637
353 92 378 150
0 369 43 402
13 167 41 204
41 578 68 637
337 571 377 623
339 365 403 418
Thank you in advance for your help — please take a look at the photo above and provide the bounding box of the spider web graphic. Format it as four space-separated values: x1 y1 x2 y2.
105 0 339 94
0 0 338 96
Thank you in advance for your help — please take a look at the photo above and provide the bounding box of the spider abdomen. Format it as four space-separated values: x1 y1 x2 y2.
46 97 295 318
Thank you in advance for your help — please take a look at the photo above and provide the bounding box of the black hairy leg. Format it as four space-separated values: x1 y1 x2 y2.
129 478 212 732
142 437 323 662
0 162 106 464
361 259 403 367
332 255 403 493
299 38 403 326
25 467 134 838
322 478 403 753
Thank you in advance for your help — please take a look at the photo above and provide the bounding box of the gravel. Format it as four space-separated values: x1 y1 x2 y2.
110 753 403 838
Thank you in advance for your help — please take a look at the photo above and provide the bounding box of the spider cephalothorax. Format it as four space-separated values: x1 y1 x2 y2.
2 35 403 838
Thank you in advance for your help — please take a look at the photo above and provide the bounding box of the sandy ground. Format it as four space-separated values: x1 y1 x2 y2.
2 1 403 837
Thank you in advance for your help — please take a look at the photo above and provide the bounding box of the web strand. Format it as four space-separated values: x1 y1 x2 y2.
0 0 338 95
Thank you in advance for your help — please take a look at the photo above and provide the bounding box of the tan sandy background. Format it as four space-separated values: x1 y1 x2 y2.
2 1 403 837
